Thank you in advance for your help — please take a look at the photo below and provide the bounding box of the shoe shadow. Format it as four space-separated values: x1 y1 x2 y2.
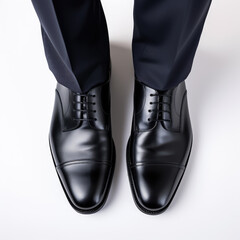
167 49 234 212
104 42 134 210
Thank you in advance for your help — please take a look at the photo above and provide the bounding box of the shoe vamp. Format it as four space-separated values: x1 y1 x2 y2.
53 129 111 165
133 126 189 166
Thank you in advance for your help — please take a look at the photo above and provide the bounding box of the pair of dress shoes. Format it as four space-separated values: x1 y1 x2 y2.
49 78 192 215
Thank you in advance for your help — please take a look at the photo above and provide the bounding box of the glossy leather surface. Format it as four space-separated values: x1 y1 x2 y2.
127 80 193 215
49 81 115 214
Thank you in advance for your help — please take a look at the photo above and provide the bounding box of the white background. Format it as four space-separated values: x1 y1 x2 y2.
0 0 240 239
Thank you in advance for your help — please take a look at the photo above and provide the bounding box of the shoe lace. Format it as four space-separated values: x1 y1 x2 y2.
148 92 172 122
72 92 97 121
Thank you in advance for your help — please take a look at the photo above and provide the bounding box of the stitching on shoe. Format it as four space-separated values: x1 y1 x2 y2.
56 160 111 169
130 162 185 169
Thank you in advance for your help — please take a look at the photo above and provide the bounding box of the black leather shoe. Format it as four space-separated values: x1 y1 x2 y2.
49 81 115 214
127 80 193 215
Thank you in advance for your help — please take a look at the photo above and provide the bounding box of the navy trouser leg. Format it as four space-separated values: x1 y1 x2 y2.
32 0 110 93
32 0 212 93
133 0 212 91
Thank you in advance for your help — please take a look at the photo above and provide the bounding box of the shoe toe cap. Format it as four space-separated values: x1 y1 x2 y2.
130 164 184 213
57 162 112 212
